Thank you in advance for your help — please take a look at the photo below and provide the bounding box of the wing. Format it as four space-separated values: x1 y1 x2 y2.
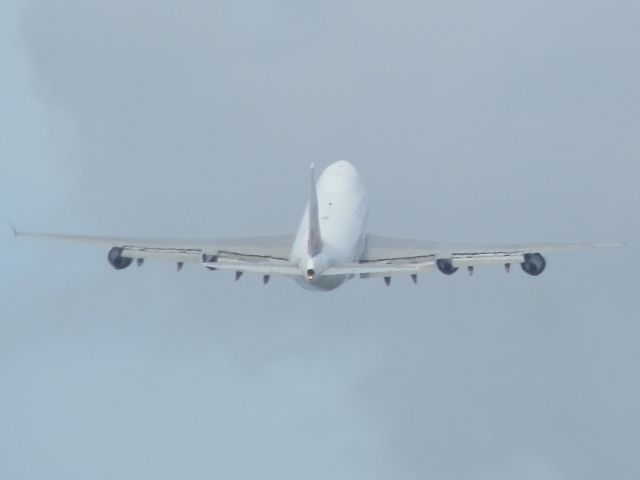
13 227 298 275
349 233 624 278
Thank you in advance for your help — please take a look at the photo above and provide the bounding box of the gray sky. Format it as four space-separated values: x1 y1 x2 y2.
1 0 639 478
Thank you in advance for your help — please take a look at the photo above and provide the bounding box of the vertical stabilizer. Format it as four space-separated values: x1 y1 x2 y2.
307 164 323 257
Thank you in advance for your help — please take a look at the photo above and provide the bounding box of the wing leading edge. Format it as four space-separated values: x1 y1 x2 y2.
12 227 625 283
355 233 624 278
13 228 298 275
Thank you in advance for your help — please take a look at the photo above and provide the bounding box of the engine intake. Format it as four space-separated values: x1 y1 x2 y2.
521 253 546 276
108 247 133 270
436 258 459 275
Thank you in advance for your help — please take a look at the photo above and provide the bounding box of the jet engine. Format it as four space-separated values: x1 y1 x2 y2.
520 253 546 276
436 258 459 275
108 247 133 270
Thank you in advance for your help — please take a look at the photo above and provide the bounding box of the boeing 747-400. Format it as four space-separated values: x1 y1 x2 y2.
13 161 622 291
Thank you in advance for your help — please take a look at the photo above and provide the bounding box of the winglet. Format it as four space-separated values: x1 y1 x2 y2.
8 223 18 237
307 164 323 257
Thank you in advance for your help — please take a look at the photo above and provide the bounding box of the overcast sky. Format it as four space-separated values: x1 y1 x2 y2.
1 1 639 478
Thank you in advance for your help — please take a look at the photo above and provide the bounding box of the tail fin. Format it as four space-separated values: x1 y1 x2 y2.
307 164 323 257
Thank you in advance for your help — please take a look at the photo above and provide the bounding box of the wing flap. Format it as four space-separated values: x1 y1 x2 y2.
121 246 204 263
451 252 524 268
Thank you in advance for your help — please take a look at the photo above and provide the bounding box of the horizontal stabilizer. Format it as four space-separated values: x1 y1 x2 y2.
202 259 299 276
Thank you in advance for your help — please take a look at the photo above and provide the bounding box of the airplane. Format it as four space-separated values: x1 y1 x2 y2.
12 160 623 291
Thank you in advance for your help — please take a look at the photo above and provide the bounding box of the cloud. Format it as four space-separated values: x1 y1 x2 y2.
1 0 638 478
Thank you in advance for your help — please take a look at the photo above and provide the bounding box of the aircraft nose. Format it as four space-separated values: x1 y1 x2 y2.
334 160 356 171
329 160 359 181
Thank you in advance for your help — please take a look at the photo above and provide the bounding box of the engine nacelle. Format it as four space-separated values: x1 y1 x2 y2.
436 258 459 275
108 247 133 270
520 253 546 276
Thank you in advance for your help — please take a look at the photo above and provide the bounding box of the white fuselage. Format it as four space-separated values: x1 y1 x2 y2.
289 161 369 291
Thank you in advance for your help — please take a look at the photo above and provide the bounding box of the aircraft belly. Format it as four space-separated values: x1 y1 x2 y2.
294 274 350 291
